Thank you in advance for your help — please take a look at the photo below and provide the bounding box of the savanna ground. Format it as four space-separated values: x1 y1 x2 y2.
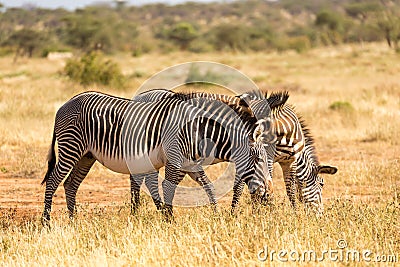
0 43 399 266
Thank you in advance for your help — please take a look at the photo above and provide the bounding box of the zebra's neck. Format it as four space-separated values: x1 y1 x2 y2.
293 118 319 182
270 103 319 177
272 105 305 157
189 92 257 137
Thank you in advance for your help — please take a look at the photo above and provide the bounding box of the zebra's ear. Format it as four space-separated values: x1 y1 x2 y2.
266 91 290 110
318 165 338 175
237 94 251 108
236 94 255 117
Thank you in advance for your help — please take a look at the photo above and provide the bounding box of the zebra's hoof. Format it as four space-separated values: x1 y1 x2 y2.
212 206 219 215
155 202 163 211
230 207 238 217
161 206 174 223
41 217 51 229
130 207 139 216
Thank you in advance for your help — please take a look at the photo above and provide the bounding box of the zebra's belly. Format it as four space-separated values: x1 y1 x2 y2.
90 147 165 174
90 152 130 174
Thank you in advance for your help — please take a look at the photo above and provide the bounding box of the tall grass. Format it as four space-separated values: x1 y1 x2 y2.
0 43 399 265
0 195 398 266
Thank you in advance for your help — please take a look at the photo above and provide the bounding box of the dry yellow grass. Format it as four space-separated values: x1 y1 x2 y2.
0 43 399 266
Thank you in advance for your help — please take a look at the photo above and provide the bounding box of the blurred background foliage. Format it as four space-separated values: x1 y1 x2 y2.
0 0 400 58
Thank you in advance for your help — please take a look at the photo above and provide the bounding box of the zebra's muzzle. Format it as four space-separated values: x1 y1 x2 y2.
304 199 324 216
248 181 266 197
260 191 274 205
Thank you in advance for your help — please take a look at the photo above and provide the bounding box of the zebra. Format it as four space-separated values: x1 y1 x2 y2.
133 89 337 214
41 91 274 224
160 95 275 217
130 90 278 212
269 92 337 213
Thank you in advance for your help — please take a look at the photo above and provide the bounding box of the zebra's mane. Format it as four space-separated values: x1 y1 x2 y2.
290 105 320 166
226 101 257 124
166 91 193 101
215 100 260 141
170 91 255 119
169 91 257 138
261 89 319 165
264 91 290 110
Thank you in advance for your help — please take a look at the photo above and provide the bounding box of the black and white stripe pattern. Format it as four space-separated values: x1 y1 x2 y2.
41 91 273 223
131 90 276 212
271 98 337 213
135 89 338 214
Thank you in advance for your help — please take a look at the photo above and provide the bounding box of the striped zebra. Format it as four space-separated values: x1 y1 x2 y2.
41 91 274 224
134 89 337 213
131 90 277 212
269 92 337 213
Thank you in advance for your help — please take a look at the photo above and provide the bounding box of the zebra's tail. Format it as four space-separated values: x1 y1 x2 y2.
41 130 56 185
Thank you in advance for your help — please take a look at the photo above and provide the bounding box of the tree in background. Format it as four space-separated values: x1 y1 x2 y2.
376 1 400 50
62 14 105 52
5 28 45 62
315 10 346 45
61 7 138 53
64 51 125 88
344 2 382 43
167 22 198 50
212 24 249 51
1 1 400 56
345 2 381 24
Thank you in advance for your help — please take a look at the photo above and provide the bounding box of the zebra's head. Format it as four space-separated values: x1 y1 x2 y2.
298 164 337 214
245 118 276 204
233 93 277 204
247 143 274 202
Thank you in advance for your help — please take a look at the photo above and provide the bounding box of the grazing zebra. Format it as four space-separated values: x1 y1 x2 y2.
131 90 277 212
270 94 337 213
41 91 274 224
134 89 337 213
160 95 275 217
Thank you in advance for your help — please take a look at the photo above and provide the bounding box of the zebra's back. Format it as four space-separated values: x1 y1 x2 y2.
54 92 189 173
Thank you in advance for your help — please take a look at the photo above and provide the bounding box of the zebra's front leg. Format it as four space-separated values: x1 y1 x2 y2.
231 174 245 214
63 153 96 220
162 162 185 221
144 172 163 210
280 161 297 210
187 170 217 212
129 173 145 214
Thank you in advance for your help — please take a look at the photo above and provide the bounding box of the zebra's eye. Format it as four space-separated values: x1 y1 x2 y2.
319 178 324 187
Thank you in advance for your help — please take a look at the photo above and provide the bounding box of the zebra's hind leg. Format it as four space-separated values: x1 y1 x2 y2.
162 163 185 222
187 169 217 213
144 172 163 210
63 153 96 220
42 151 83 226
